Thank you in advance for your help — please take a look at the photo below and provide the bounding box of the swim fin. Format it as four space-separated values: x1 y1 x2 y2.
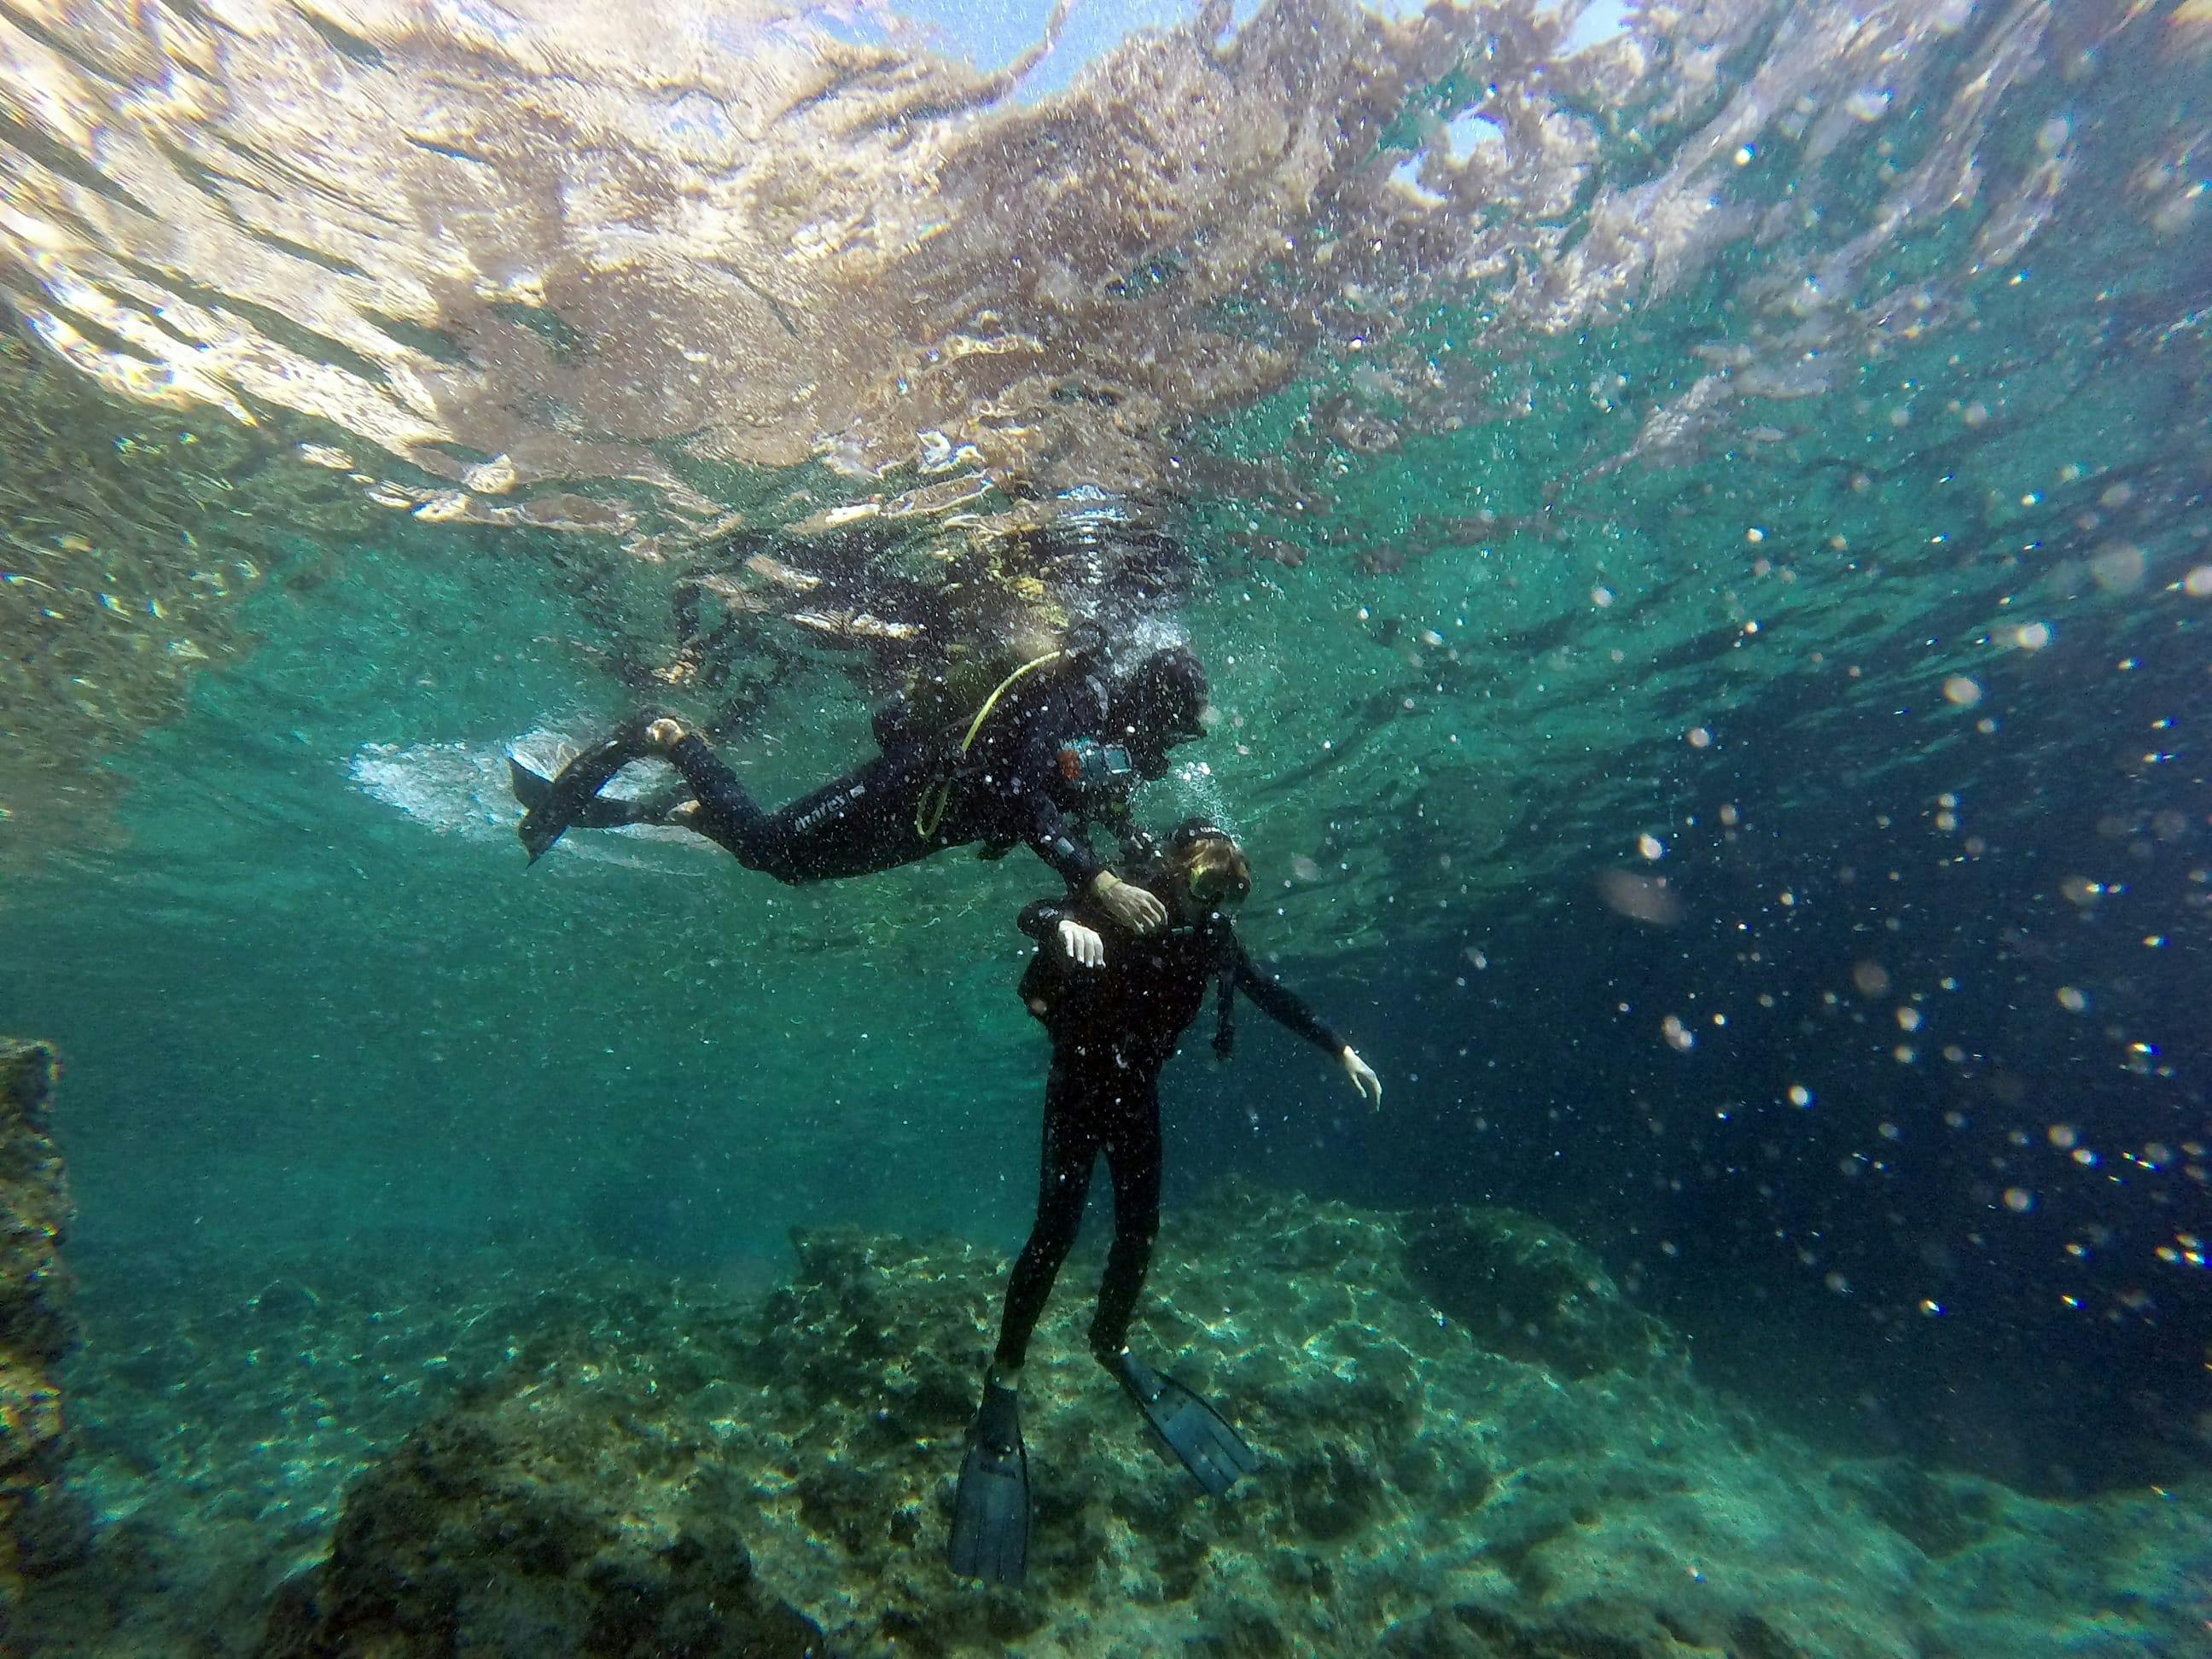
513 713 664 862
946 1382 1029 1585
1112 1353 1260 1499
509 757 691 833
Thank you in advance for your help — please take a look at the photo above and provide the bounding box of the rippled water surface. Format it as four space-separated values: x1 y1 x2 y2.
1 1 2208 1650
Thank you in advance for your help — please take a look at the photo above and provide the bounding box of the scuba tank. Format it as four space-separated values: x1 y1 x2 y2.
910 647 1086 841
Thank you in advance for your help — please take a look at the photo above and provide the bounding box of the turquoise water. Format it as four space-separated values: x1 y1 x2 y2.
0 2 2208 1651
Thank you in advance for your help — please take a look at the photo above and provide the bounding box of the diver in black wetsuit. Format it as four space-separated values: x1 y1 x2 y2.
509 645 1208 934
946 819 1382 1586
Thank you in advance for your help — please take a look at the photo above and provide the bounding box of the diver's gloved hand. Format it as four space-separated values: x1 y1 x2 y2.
1340 1046 1382 1109
1057 919 1107 968
643 717 687 753
1090 870 1167 935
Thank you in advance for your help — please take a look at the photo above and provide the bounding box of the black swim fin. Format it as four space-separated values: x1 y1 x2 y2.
946 1382 1029 1585
509 756 690 835
1113 1353 1259 1499
513 714 663 862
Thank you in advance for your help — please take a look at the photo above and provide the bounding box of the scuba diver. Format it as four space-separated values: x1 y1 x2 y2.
947 818 1382 1585
509 643 1209 933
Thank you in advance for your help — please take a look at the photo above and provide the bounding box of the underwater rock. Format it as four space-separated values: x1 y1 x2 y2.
1399 1202 1676 1378
225 1185 2211 1658
255 1361 826 1658
0 1038 91 1604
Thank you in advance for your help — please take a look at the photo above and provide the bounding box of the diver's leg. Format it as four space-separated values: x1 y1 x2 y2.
1091 1079 1257 1496
666 736 934 884
1088 1080 1163 1364
992 1062 1100 1377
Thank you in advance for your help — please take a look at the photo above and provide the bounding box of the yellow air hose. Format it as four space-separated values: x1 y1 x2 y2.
914 650 1068 840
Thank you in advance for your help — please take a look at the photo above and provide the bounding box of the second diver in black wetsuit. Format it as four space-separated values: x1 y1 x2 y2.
946 819 1382 1586
509 644 1208 934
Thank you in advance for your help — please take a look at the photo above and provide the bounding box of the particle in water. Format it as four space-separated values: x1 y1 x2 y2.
1661 1014 1695 1051
1638 832 1665 860
1688 726 1713 748
2003 1188 2034 1214
2090 542 2145 593
2048 1124 2078 1149
2183 566 2212 597
1789 1085 1813 1107
1853 961 1891 997
1943 676 1982 707
1599 870 1683 926
2056 985 2088 1012
2015 621 2052 650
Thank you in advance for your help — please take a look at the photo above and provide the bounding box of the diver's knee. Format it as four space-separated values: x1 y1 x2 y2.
1114 1214 1160 1255
1022 1217 1081 1267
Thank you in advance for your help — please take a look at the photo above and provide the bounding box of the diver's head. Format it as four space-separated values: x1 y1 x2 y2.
1164 818 1251 914
1109 645 1209 777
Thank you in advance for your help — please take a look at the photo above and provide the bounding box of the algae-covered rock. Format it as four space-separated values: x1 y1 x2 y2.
227 1185 2210 1659
1399 1202 1677 1377
0 1037 91 1609
256 1348 825 1657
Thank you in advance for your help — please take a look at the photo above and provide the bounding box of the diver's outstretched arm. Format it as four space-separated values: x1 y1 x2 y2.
1227 934 1382 1107
648 720 778 862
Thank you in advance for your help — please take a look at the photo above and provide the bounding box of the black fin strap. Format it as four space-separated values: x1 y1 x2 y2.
1213 960 1237 1060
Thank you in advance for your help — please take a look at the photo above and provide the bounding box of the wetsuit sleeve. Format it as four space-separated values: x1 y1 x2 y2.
1229 933 1345 1057
1028 798 1103 887
667 733 760 827
1016 732 1104 886
1017 899 1069 941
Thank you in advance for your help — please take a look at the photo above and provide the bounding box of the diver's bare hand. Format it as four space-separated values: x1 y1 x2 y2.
1057 919 1106 969
644 718 686 753
1090 870 1167 935
1340 1046 1383 1110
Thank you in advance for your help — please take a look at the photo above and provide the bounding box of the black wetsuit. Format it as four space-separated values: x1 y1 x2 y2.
663 666 1144 888
994 875 1345 1371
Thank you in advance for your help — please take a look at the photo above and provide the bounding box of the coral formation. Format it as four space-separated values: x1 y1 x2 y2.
0 1038 90 1617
